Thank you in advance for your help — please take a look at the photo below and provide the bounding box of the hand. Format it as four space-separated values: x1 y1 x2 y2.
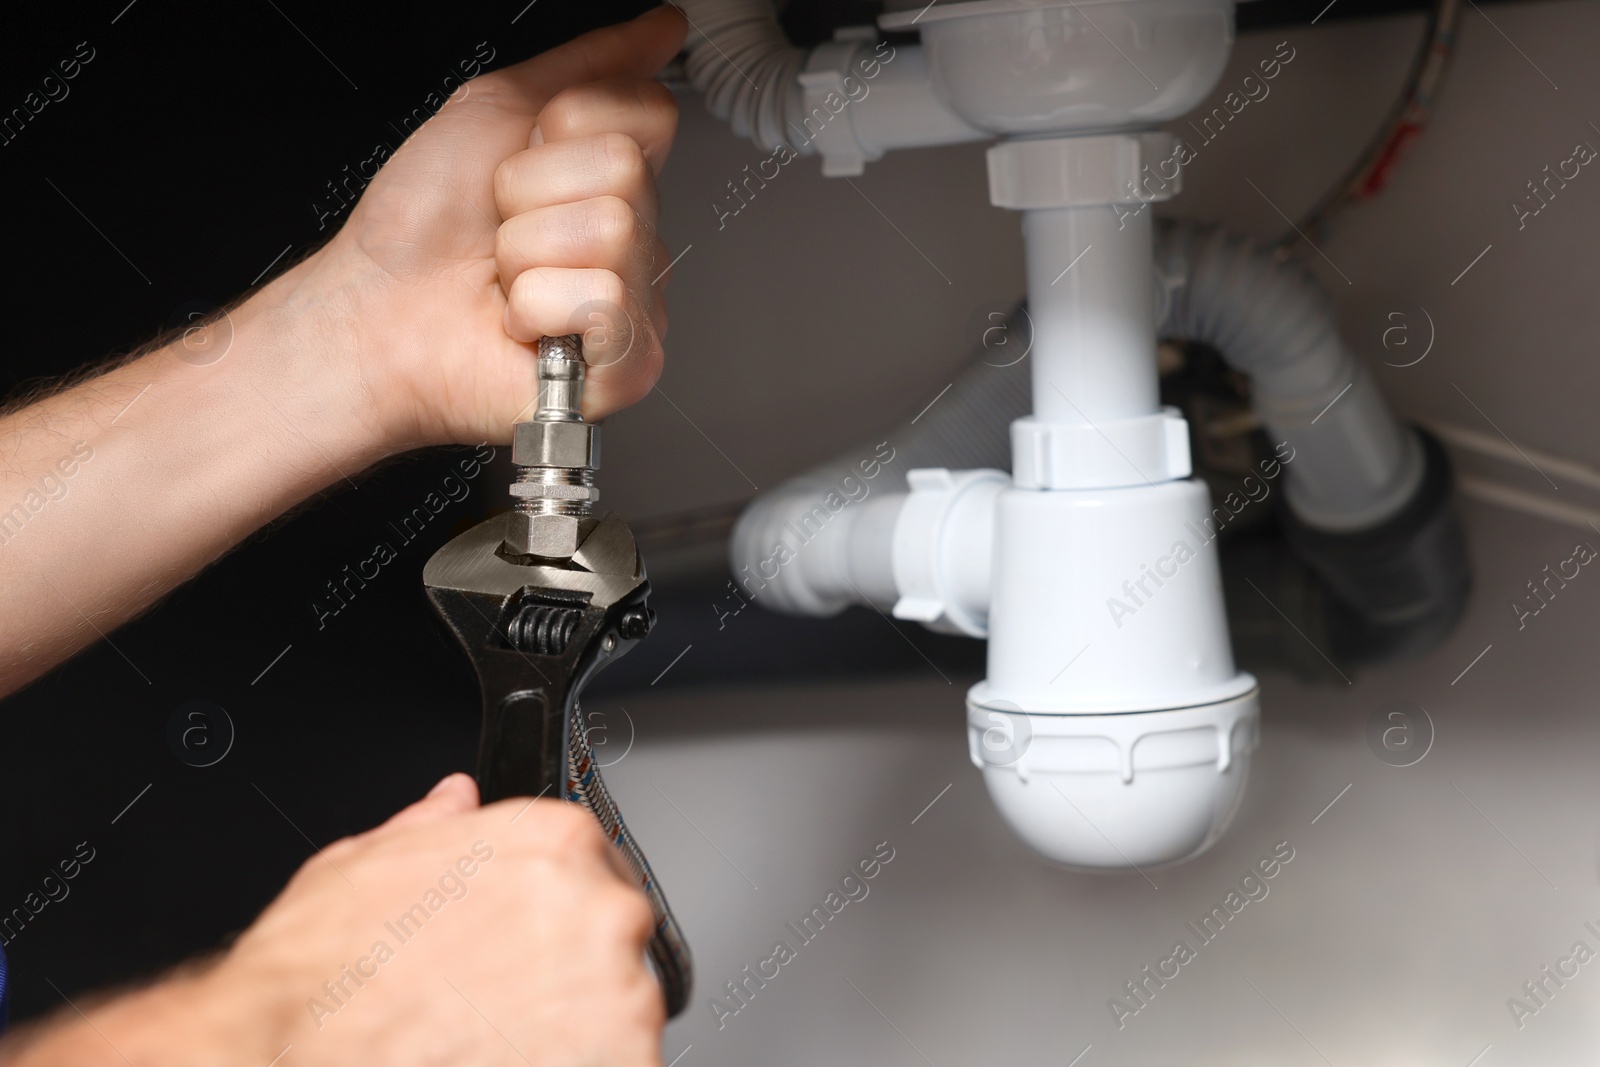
0 11 687 700
2 775 666 1067
269 5 686 453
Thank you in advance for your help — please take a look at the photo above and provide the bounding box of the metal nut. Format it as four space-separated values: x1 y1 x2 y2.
513 421 601 469
509 480 600 504
504 512 585 558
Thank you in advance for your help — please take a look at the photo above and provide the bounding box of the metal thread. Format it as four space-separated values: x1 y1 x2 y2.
513 333 596 519
512 466 596 517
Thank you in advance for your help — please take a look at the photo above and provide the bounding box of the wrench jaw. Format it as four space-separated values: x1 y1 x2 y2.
425 509 695 1019
423 511 655 805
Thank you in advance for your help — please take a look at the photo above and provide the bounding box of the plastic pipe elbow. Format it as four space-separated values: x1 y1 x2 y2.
728 467 1005 627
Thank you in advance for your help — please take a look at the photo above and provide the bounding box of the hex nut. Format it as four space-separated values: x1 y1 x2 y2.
513 421 601 469
504 511 584 558
509 480 600 504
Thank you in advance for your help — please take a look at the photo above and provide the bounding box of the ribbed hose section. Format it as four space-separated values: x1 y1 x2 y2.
1157 224 1345 391
678 0 808 152
566 700 693 1017
1155 222 1423 530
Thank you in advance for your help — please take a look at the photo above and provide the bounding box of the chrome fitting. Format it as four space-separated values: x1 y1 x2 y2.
512 420 601 469
504 334 601 559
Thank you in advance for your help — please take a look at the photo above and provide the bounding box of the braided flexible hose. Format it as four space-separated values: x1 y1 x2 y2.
566 700 693 1017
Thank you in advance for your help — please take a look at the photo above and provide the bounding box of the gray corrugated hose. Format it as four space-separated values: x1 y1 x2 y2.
677 0 808 151
1155 223 1423 532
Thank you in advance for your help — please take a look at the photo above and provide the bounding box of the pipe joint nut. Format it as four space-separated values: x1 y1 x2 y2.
513 420 602 470
504 512 590 559
510 480 600 505
988 132 1180 210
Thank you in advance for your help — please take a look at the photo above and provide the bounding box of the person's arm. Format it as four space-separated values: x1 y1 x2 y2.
0 775 668 1067
0 6 685 697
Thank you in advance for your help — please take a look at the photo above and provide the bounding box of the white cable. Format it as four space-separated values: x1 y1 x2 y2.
1456 475 1600 532
1419 419 1600 496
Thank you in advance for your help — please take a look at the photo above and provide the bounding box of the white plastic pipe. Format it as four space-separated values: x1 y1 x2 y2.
728 478 904 616
972 149 1258 867
727 467 1004 634
1025 205 1160 425
834 43 989 161
979 479 1247 712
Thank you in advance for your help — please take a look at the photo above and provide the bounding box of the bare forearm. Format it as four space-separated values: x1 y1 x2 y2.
0 256 388 696
0 963 271 1067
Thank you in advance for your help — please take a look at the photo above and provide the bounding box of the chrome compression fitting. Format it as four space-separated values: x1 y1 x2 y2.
506 333 603 559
